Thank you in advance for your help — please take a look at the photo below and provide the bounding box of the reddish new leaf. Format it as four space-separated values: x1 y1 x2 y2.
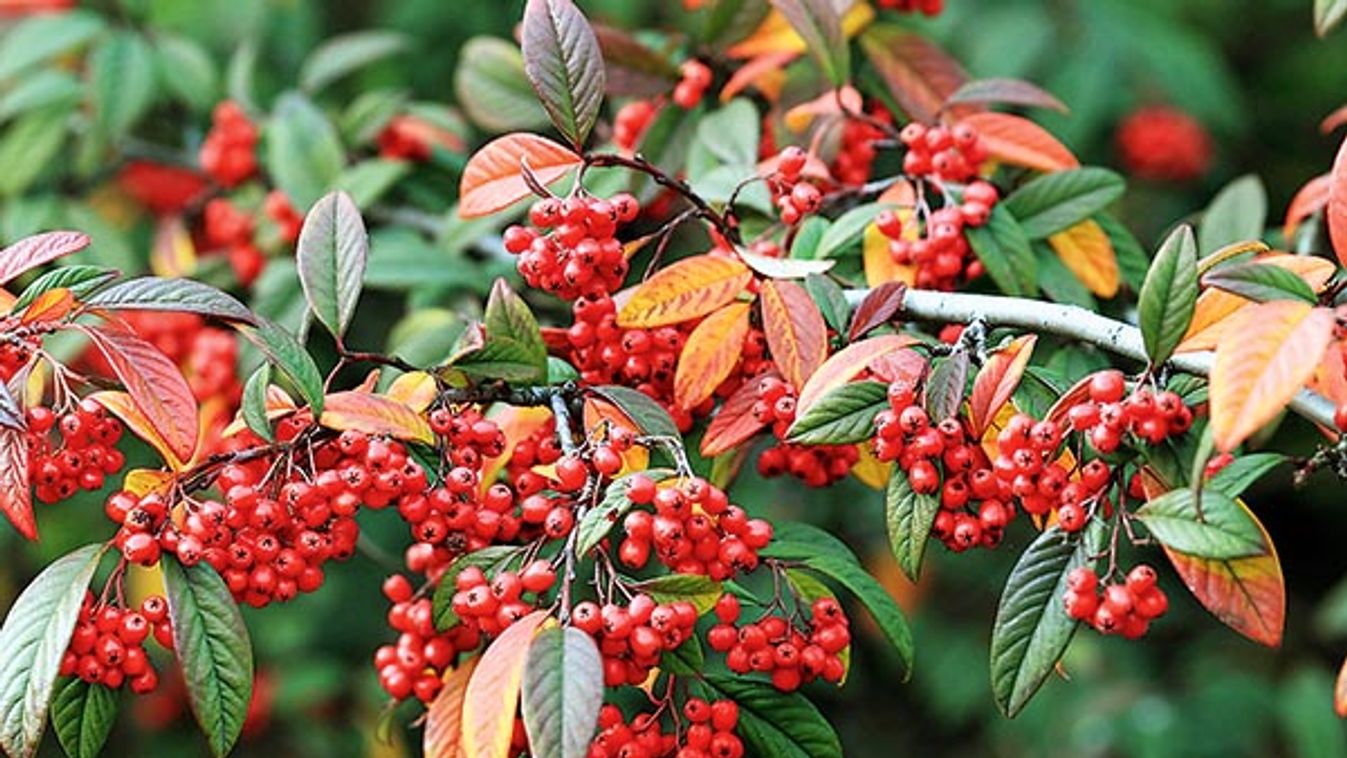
1328 134 1347 267
943 77 1068 113
461 611 548 758
760 279 827 392
0 231 90 285
701 375 771 457
1284 173 1331 241
1337 655 1347 717
458 133 582 218
674 302 751 410
796 334 919 417
425 658 477 758
617 254 751 328
967 335 1037 437
1209 301 1335 452
847 281 906 341
860 25 968 123
956 112 1079 173
319 391 435 445
0 428 34 540
78 322 199 464
1322 103 1347 134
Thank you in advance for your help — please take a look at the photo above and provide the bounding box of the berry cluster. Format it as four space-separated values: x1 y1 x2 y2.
832 108 892 187
767 147 822 225
613 100 659 152
752 376 858 487
673 60 713 110
376 574 467 703
0 337 36 381
878 0 944 14
503 194 639 300
707 594 849 692
899 122 987 183
1064 370 1193 453
116 160 208 215
589 699 743 758
199 101 257 188
60 594 168 694
617 473 773 580
572 594 697 686
377 114 462 162
28 402 125 504
1116 106 1212 183
202 199 266 286
1064 565 1169 639
875 187 997 293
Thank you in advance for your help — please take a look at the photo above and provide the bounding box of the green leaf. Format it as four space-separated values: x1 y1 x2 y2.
990 523 1104 717
800 553 914 676
761 521 860 565
1134 489 1267 559
1198 174 1266 254
224 40 257 113
695 99 760 167
154 34 218 112
770 0 849 87
1201 261 1316 304
0 544 104 758
816 203 890 259
1003 168 1125 239
700 675 843 758
804 273 849 334
1137 224 1198 365
785 381 888 444
300 31 408 94
0 69 82 122
885 466 940 581
965 205 1037 297
50 677 117 758
296 191 368 340
453 279 547 383
1034 242 1097 308
521 0 606 149
238 318 324 418
161 559 253 758
522 626 604 758
1316 0 1347 36
12 266 116 310
89 31 156 139
575 469 675 557
0 11 104 81
267 92 346 210
86 277 255 323
0 105 68 197
1206 452 1286 497
588 385 680 438
1096 212 1149 292
454 37 551 134
432 546 525 631
663 636 706 675
628 575 722 615
704 0 772 46
334 159 410 209
241 364 272 442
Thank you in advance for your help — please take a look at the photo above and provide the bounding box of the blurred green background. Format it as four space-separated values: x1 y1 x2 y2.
4 0 1347 756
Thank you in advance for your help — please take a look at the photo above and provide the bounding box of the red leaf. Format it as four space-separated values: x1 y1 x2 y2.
0 428 34 540
847 281 906 341
458 133 582 218
796 334 919 417
462 611 548 758
760 279 827 391
956 112 1079 173
78 323 199 464
860 26 970 124
700 376 770 457
674 302 751 409
967 335 1037 437
425 658 477 758
0 231 90 285
1285 173 1331 242
1328 135 1347 268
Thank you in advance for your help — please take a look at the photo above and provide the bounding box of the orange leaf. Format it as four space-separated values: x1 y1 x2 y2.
584 398 650 473
19 287 75 325
1284 173 1330 241
617 254 751 328
674 302 751 410
700 375 770 457
784 85 862 134
796 334 920 417
726 4 874 59
1047 220 1118 298
1336 655 1347 717
425 658 478 758
1328 134 1347 267
860 26 969 124
80 323 199 464
90 391 191 471
1178 254 1337 352
458 133 582 219
0 428 34 540
319 391 434 444
1209 301 1335 452
760 279 827 392
1161 497 1284 647
461 611 548 758
122 469 174 497
967 335 1037 437
222 385 298 438
385 371 438 414
719 51 795 103
481 406 553 494
956 112 1078 173
1311 337 1347 408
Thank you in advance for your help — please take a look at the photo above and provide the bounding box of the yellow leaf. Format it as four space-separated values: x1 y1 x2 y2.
320 391 434 445
1209 301 1336 452
461 611 548 758
617 254 751 328
480 406 553 493
1047 220 1118 298
674 301 751 409
385 371 438 413
726 2 875 59
150 216 197 278
584 398 650 474
850 443 891 490
123 469 173 497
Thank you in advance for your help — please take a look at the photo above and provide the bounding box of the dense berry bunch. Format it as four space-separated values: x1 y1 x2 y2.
589 699 743 758
0 336 36 381
1116 105 1212 182
1064 370 1193 453
767 147 822 225
503 194 639 300
832 108 892 186
617 473 773 579
28 401 125 504
1064 565 1169 639
673 60 713 109
202 198 266 286
613 100 659 152
899 122 987 183
878 0 944 13
263 190 304 244
199 101 258 188
707 594 849 692
752 376 858 487
572 594 697 686
60 593 167 694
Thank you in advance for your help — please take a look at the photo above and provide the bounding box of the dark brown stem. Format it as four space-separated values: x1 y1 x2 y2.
584 152 740 244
